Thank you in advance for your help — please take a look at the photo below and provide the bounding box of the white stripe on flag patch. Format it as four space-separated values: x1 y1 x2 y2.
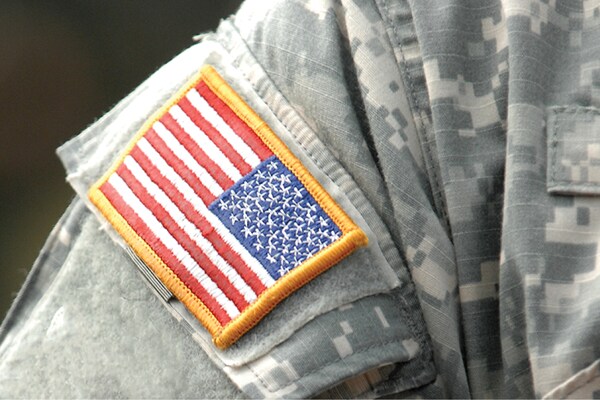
153 121 224 196
186 88 262 168
107 173 241 319
136 138 276 288
169 105 242 182
123 156 259 304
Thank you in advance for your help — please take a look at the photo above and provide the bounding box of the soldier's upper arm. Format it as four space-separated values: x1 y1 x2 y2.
0 1 438 398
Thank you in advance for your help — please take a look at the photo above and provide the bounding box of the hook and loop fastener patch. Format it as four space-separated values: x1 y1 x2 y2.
89 65 367 349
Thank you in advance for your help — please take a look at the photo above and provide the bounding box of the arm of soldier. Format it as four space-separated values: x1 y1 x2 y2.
0 1 441 397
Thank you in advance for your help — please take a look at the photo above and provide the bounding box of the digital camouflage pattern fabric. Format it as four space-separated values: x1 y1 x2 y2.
1 0 599 398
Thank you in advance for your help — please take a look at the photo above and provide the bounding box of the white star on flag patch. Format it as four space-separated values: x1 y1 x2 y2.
89 65 368 348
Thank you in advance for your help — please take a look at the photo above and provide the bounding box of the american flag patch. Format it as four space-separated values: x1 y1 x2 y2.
89 65 367 348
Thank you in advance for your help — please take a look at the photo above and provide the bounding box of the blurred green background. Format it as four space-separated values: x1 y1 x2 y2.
0 0 242 321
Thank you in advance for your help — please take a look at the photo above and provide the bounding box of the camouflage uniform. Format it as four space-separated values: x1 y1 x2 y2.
1 0 599 398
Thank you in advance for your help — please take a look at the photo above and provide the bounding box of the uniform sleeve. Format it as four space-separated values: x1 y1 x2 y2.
0 0 439 398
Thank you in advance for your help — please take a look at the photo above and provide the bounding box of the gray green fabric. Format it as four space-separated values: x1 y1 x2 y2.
2 0 600 398
501 1 600 396
0 200 245 399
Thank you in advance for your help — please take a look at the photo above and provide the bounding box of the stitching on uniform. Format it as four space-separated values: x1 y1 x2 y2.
361 2 440 388
398 289 427 346
549 182 600 188
378 0 451 232
380 0 423 122
550 106 600 115
549 107 560 187
394 286 436 369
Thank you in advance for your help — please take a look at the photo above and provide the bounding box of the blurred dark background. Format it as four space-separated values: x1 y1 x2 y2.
0 0 243 320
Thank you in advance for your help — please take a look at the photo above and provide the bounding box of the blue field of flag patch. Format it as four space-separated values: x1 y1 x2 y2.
209 156 342 280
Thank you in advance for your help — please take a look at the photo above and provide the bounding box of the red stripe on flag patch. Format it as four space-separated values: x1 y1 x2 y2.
129 142 269 296
116 162 252 312
159 114 234 191
99 181 233 325
143 129 217 205
196 81 273 161
178 96 253 176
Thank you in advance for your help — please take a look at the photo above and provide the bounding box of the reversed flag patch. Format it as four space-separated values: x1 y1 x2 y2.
89 65 368 349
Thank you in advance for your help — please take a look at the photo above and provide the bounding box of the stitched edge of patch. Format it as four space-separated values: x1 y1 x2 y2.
89 65 368 349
